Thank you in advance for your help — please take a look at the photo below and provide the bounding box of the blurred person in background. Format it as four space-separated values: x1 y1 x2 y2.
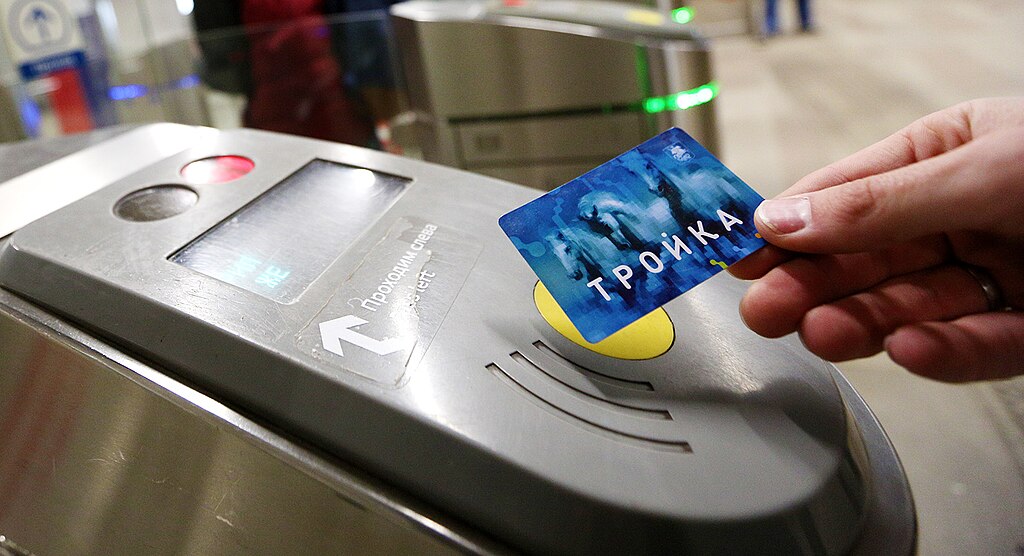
324 0 404 150
241 0 376 146
763 0 813 38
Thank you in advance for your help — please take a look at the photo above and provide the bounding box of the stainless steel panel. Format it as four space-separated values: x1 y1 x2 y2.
455 112 646 164
391 0 720 188
393 1 714 117
0 292 503 556
405 22 645 118
0 125 914 553
466 160 602 189
651 42 718 151
0 124 214 238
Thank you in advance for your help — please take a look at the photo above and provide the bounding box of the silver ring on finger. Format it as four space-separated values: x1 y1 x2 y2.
961 264 1007 312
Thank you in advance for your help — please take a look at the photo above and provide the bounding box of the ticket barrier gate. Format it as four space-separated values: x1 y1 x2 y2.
390 0 718 189
0 125 915 554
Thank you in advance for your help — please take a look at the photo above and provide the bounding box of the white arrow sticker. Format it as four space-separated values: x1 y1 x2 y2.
319 315 412 357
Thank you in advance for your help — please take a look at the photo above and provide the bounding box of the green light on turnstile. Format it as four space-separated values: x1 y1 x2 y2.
671 7 694 24
642 82 718 114
644 97 667 113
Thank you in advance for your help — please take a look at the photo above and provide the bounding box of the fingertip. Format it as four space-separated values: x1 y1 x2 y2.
738 280 796 338
755 197 813 238
726 259 758 280
727 245 793 280
887 313 1024 383
799 306 838 359
884 325 967 382
799 303 879 361
736 284 760 333
884 327 927 371
752 202 776 243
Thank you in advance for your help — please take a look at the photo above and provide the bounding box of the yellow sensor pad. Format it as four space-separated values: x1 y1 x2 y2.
533 282 674 360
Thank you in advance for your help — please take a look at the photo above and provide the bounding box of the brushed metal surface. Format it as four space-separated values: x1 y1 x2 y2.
400 21 647 119
0 124 913 553
0 124 215 238
466 160 608 191
0 127 504 554
0 291 504 556
391 0 718 188
455 111 646 165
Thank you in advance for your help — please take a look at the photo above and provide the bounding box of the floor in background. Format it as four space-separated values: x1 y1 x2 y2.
709 1 1024 554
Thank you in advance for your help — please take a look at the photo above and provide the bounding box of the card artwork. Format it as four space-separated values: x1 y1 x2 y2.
499 128 766 343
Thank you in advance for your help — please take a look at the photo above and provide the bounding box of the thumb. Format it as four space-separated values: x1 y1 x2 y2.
752 130 1020 253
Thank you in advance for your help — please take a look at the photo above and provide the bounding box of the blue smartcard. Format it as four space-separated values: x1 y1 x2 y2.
498 128 765 343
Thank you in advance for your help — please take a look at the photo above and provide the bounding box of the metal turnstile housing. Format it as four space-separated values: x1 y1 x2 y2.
391 0 718 189
0 126 916 555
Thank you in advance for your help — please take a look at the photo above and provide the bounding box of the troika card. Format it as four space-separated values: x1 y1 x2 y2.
499 128 766 343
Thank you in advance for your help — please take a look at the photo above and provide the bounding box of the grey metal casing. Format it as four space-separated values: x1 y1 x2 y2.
390 0 717 189
0 127 908 554
0 290 498 555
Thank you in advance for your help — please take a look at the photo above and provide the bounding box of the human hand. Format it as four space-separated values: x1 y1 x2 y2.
729 97 1024 382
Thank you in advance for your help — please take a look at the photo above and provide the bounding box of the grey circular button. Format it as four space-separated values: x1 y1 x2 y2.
114 185 198 222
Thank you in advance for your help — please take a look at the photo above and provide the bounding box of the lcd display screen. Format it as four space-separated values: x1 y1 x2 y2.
171 159 410 303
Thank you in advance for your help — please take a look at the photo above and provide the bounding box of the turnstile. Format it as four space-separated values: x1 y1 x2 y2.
391 0 718 189
0 125 915 555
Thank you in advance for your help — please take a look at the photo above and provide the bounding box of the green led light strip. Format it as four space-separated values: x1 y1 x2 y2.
671 6 694 24
642 82 718 114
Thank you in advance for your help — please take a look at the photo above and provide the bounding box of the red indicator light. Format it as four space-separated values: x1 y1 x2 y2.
181 155 255 184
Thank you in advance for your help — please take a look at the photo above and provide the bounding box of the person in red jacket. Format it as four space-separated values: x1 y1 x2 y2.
241 0 375 146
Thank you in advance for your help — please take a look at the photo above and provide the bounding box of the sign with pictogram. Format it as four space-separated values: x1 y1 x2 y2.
1 0 86 80
319 315 412 358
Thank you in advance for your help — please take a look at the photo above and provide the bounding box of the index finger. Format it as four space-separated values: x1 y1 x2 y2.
781 101 974 198
729 102 976 279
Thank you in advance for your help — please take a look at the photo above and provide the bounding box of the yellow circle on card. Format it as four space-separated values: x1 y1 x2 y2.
533 282 674 360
